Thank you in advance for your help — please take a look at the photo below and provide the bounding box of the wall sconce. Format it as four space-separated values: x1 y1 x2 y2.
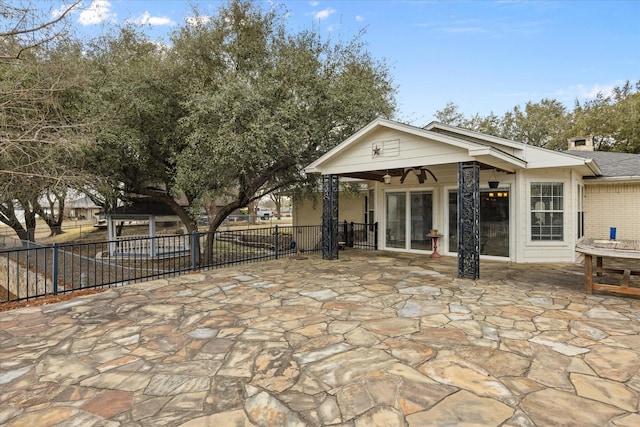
383 173 392 185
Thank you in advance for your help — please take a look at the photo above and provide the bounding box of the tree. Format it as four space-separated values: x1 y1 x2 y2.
1 41 91 238
1 1 80 62
434 102 466 127
569 80 640 153
1 2 91 240
82 26 197 231
85 0 395 262
172 0 395 260
434 81 640 153
499 99 569 149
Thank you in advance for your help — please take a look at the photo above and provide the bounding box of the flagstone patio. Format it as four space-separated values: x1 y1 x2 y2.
1 250 639 426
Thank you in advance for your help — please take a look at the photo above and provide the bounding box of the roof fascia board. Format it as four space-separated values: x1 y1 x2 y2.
468 147 526 170
585 176 640 183
424 121 527 151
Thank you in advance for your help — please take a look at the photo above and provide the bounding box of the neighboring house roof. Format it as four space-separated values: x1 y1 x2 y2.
305 118 601 177
565 150 640 181
67 195 101 209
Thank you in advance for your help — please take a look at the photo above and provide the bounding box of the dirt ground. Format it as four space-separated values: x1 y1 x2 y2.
0 288 105 312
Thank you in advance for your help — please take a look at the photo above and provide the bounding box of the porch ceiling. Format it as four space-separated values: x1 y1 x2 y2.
340 163 504 183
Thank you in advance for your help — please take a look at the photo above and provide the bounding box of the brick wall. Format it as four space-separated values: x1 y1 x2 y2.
584 182 640 240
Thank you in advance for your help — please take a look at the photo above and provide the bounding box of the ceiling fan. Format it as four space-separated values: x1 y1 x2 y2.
400 166 438 184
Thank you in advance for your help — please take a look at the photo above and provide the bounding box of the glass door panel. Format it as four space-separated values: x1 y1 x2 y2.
480 190 509 257
448 189 510 257
410 191 433 251
448 191 458 253
386 192 406 248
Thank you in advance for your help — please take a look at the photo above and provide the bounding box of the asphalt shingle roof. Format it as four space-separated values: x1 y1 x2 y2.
565 150 640 178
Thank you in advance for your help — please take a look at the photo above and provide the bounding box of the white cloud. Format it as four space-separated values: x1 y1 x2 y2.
128 11 175 27
309 1 320 6
355 15 365 22
442 26 485 34
314 8 335 20
78 0 116 25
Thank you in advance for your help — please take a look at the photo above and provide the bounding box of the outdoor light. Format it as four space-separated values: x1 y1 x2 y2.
383 173 392 185
488 169 499 189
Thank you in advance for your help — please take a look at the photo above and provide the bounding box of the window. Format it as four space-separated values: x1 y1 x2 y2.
367 189 375 231
531 183 564 241
577 184 584 239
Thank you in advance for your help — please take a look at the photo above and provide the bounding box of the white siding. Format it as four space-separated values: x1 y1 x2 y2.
318 128 475 175
516 169 581 263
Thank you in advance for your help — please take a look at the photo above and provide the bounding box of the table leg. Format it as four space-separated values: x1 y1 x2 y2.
430 236 441 258
584 254 593 294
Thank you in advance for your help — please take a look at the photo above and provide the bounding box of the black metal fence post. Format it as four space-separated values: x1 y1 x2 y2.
52 243 59 295
348 222 354 247
275 225 279 259
374 222 379 250
191 231 198 271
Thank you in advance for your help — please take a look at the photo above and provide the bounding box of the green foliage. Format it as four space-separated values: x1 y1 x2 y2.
434 80 640 153
435 81 640 154
83 0 395 235
1 27 92 239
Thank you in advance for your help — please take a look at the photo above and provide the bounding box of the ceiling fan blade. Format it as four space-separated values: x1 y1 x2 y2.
418 169 426 184
400 168 411 183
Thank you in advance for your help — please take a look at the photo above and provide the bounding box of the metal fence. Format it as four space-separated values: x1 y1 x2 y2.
1 223 377 304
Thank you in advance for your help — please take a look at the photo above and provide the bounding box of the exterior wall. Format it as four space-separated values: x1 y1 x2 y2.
299 166 592 264
584 182 640 240
293 193 365 226
318 128 475 175
514 169 582 263
293 192 366 251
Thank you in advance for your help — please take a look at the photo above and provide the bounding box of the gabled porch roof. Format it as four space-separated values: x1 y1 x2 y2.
306 118 601 181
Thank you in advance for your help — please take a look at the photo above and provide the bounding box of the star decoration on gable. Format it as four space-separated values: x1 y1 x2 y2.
372 145 381 157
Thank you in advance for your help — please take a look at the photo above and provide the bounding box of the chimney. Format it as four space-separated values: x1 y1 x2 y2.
567 135 594 151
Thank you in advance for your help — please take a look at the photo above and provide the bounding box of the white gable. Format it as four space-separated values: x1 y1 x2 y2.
306 118 601 177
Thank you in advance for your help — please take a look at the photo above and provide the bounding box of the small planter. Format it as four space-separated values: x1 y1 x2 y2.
488 181 499 189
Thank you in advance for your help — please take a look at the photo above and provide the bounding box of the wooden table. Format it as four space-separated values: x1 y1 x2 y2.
575 238 640 296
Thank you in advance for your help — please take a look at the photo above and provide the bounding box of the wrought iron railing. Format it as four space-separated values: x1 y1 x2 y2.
1 223 377 304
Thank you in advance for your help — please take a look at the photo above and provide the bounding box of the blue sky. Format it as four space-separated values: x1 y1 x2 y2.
56 0 639 125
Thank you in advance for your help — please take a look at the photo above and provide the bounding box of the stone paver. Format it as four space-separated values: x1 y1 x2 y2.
1 251 639 426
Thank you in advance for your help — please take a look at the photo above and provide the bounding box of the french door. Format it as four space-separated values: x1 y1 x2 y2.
386 191 433 251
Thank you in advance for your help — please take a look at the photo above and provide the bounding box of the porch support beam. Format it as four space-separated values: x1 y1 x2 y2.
322 174 340 260
458 161 480 279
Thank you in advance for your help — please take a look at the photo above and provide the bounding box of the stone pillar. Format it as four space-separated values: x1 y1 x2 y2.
322 174 339 260
458 162 480 279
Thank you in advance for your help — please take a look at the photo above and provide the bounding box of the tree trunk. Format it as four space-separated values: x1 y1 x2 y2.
33 195 66 236
23 210 38 243
48 224 64 236
0 201 35 242
203 201 244 265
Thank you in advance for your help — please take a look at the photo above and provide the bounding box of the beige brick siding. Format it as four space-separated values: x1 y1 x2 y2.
584 182 640 240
